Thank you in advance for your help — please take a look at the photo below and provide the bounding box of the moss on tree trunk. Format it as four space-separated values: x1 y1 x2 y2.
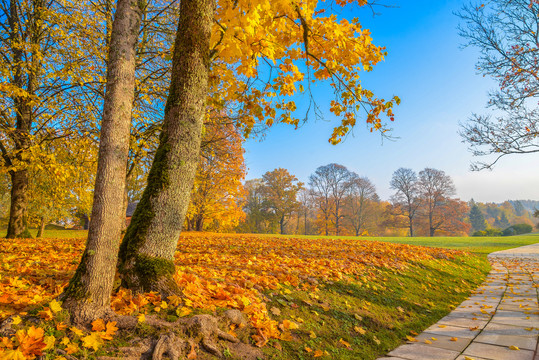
118 0 213 297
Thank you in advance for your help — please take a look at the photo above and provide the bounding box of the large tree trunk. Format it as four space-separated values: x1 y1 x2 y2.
5 0 36 239
280 215 285 235
408 215 413 237
62 0 142 324
36 216 46 238
118 0 213 297
7 170 31 238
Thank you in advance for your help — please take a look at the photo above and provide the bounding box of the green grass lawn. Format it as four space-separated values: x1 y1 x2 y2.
263 254 490 359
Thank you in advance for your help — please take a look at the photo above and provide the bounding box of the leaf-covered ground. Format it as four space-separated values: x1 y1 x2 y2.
0 233 490 359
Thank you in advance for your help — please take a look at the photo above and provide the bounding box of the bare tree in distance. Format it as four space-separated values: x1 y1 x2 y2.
390 168 420 237
309 163 354 236
457 0 539 169
346 175 378 236
418 168 456 237
297 188 313 235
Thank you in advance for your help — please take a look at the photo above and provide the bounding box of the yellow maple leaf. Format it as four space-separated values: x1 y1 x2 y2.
0 349 26 360
12 316 21 325
509 345 520 350
49 300 62 313
82 332 104 351
43 335 55 350
309 331 316 339
70 327 84 337
354 326 366 335
60 337 70 346
450 337 458 342
280 320 298 330
424 339 432 344
176 307 192 317
137 313 146 323
65 342 79 354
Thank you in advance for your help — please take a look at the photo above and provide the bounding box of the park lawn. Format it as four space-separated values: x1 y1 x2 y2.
0 231 495 360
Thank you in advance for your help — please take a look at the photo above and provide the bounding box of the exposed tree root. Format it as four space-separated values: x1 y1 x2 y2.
152 333 185 360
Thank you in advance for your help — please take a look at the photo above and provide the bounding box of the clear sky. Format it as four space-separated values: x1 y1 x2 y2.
243 0 539 204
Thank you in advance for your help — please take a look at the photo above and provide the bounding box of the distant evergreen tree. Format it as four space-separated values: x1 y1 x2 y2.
494 211 510 229
469 204 487 232
513 200 526 216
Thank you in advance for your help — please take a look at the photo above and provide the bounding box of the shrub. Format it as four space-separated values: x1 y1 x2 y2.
502 223 533 236
472 228 502 237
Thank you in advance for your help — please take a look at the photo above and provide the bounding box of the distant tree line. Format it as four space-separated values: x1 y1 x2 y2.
468 199 536 236
237 164 471 237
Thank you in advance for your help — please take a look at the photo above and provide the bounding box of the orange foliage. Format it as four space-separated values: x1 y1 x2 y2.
186 120 246 232
0 233 463 348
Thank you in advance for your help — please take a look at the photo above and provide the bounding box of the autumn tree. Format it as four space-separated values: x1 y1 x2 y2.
417 168 456 237
186 119 246 232
345 175 378 236
240 179 272 233
261 168 303 235
458 0 539 169
62 0 143 322
27 138 97 237
416 198 470 236
116 0 398 297
390 168 420 237
309 163 354 236
469 202 486 232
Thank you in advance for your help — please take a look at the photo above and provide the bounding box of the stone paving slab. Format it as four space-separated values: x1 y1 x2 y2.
377 243 539 360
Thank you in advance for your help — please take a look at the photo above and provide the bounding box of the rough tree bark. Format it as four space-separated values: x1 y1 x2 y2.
62 0 142 323
118 0 213 297
5 0 39 239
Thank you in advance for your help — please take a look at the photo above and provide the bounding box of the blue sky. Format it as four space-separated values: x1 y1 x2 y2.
243 0 539 203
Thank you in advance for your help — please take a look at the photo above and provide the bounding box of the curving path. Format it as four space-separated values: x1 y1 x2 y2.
378 244 539 360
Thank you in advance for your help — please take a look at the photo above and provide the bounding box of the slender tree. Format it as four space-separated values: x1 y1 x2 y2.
346 175 378 236
417 168 456 237
62 0 143 323
309 164 353 236
390 168 420 237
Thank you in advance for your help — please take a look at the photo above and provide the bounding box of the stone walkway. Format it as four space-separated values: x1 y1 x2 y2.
379 244 539 360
